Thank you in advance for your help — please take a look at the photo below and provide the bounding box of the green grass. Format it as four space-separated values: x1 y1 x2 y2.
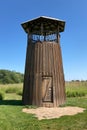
0 82 87 130
0 91 5 100
66 81 87 97
0 97 87 130
0 83 23 95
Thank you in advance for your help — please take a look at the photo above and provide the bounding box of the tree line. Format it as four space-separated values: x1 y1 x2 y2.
0 69 24 84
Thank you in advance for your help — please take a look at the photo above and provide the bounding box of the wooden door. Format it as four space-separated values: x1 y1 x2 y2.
42 77 53 102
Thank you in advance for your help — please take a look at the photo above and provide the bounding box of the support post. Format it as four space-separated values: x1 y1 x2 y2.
56 25 59 43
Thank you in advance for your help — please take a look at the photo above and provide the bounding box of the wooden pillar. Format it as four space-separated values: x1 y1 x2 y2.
56 25 59 43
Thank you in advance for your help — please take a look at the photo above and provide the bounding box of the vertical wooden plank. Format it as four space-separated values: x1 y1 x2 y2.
35 43 38 105
23 42 32 104
54 44 59 106
38 74 42 106
39 43 42 74
52 43 57 106
42 43 45 75
58 43 65 105
45 42 47 75
31 44 35 104
50 43 53 75
48 43 50 75
58 43 65 104
33 43 37 105
58 43 62 105
47 43 50 75
37 43 39 73
37 42 40 106
56 44 61 105
55 44 58 105
39 42 43 106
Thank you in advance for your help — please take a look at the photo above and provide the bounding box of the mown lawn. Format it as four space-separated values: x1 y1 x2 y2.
0 82 87 130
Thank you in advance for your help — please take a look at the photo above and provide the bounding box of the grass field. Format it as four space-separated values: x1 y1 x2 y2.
0 82 87 130
66 81 87 97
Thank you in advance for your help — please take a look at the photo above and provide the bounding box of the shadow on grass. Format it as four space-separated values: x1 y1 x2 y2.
0 100 23 106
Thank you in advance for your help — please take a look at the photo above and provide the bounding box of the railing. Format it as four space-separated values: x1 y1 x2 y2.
28 31 59 43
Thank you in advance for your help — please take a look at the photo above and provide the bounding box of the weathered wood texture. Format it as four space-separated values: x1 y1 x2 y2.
22 41 65 107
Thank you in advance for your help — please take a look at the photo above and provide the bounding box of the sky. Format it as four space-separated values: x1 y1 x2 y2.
0 0 87 81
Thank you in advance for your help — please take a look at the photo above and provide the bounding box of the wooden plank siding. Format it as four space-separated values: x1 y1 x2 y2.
22 41 65 107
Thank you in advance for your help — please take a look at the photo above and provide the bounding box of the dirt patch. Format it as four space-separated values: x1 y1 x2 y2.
22 106 85 120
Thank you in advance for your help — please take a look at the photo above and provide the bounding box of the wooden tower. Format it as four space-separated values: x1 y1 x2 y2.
21 16 66 107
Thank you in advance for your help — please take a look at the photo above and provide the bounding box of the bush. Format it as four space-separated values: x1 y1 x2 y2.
16 90 23 96
5 87 18 93
0 91 5 100
66 91 86 97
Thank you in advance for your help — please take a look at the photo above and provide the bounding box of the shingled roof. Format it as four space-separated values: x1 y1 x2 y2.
21 16 65 34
